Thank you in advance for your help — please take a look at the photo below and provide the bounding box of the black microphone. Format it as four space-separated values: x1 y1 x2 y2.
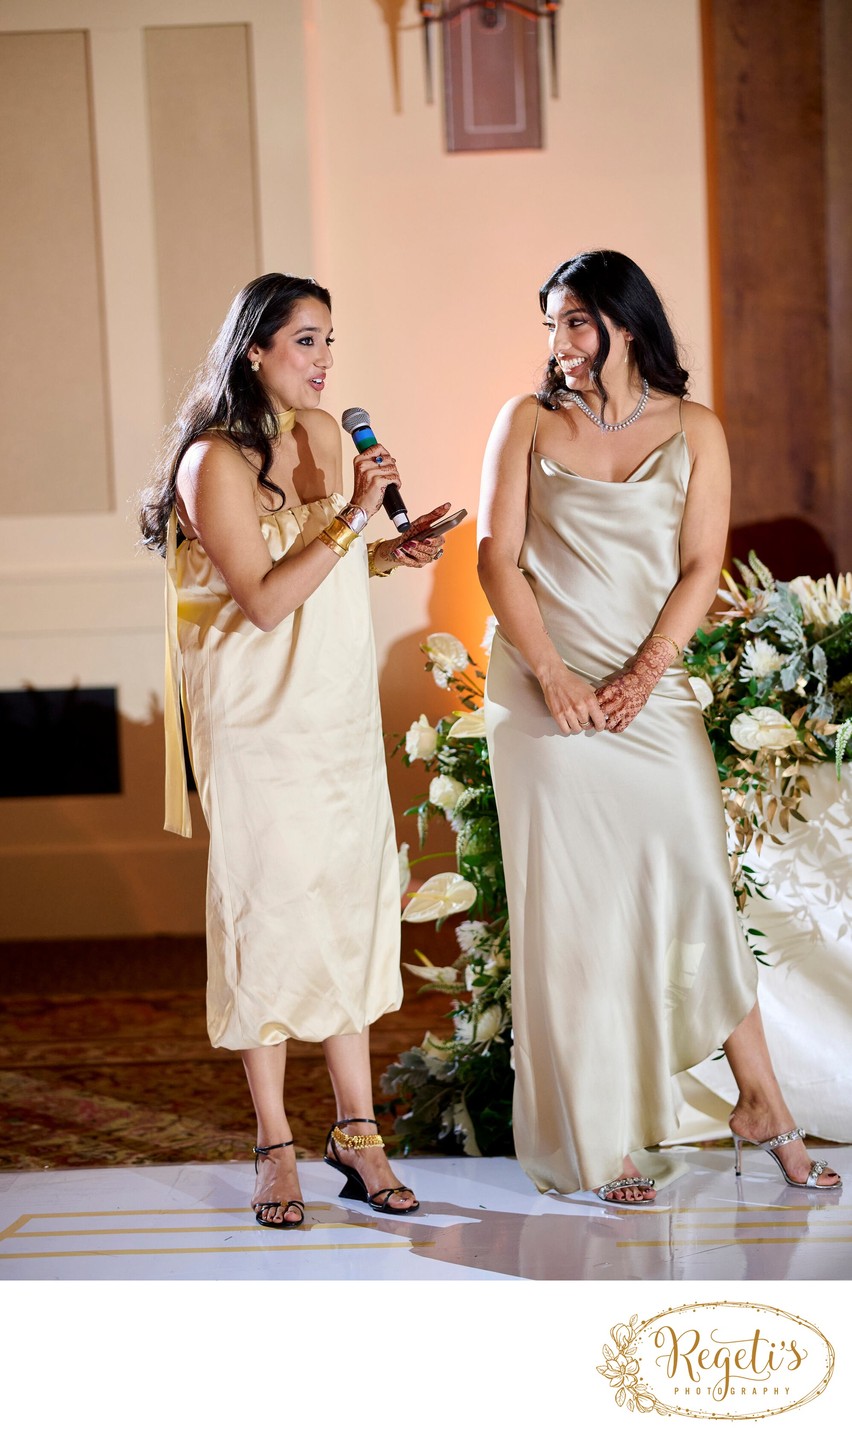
341 407 410 532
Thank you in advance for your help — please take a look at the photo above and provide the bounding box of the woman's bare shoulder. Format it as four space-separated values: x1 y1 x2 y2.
680 398 725 440
297 407 341 450
177 432 255 491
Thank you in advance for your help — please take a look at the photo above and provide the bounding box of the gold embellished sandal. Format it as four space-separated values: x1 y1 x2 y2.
731 1124 842 1189
252 1140 305 1228
324 1117 419 1213
595 1176 656 1206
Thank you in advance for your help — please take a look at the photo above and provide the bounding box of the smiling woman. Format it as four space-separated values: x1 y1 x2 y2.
137 272 449 1230
477 248 843 1207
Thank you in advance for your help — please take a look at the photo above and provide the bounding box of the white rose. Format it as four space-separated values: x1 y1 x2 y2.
688 675 714 710
447 708 487 739
398 842 411 900
423 633 470 681
401 871 478 923
730 706 797 752
481 615 498 655
429 774 466 816
404 714 438 761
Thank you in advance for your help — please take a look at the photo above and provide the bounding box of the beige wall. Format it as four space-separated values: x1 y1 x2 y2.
0 0 710 937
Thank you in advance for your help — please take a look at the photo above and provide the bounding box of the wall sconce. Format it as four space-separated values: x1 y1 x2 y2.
419 2 563 151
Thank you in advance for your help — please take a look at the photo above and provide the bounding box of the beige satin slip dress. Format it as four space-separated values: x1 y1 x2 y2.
164 468 402 1050
484 404 757 1194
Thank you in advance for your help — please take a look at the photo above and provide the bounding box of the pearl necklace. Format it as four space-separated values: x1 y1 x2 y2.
566 378 649 433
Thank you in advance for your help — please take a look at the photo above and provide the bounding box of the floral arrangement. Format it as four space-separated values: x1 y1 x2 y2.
382 559 852 1157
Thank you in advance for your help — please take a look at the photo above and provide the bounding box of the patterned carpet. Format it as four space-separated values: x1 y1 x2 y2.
0 936 454 1172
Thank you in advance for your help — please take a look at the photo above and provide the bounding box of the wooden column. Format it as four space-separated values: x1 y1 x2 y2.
703 0 849 574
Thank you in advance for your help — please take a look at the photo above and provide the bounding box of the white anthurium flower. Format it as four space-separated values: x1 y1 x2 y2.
404 714 438 761
456 919 489 955
730 706 797 752
421 1030 453 1060
452 1097 483 1157
447 708 487 740
401 871 478 923
688 675 714 710
429 774 466 816
481 615 498 655
398 842 411 899
420 1029 454 1075
403 960 461 987
423 632 470 681
739 638 786 681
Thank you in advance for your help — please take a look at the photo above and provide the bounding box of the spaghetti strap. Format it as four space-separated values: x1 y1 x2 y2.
678 394 685 433
530 395 542 458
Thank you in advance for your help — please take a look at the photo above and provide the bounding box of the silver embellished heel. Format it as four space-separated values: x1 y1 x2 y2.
729 1124 842 1190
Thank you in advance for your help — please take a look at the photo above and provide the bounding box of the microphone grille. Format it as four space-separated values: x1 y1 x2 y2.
341 407 371 433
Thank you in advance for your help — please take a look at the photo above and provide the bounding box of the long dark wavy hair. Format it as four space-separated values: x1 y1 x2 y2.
139 272 332 555
536 250 689 416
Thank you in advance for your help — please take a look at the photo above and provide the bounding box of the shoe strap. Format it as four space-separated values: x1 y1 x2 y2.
765 1127 805 1150
253 1139 294 1174
331 1120 384 1151
597 1177 655 1197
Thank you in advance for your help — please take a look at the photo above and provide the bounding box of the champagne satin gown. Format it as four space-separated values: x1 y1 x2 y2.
484 410 757 1194
163 470 402 1051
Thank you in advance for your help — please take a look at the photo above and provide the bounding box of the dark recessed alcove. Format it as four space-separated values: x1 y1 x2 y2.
0 686 121 798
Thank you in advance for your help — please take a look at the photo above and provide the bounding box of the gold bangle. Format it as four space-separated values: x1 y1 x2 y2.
319 517 360 556
367 539 393 577
317 528 346 558
650 632 681 657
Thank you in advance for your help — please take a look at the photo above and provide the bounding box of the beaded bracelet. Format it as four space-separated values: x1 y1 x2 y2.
650 632 681 657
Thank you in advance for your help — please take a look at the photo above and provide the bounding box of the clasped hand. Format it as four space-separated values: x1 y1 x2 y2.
541 637 673 736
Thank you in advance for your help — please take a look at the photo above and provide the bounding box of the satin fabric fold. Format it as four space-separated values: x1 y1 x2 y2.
484 429 757 1194
164 483 402 1049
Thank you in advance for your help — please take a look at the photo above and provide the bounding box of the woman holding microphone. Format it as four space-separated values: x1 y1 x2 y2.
140 272 448 1226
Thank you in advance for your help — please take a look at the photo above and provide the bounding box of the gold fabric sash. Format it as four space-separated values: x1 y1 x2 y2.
164 508 192 837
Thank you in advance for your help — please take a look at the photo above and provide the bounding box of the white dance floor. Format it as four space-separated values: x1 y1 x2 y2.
1 1145 850 1281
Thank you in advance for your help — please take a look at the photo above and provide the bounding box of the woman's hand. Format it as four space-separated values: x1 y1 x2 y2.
372 502 452 572
538 663 608 736
351 443 401 518
595 637 674 732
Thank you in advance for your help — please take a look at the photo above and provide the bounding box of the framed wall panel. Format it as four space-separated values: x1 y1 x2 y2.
0 29 111 516
145 23 261 413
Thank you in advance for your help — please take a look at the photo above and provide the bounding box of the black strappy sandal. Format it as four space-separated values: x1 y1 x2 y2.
324 1117 420 1213
252 1140 305 1228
